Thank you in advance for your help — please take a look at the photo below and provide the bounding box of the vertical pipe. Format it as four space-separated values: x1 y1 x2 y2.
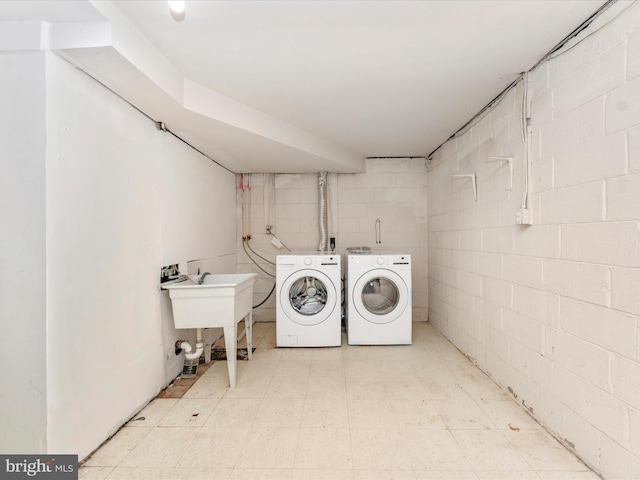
318 172 328 252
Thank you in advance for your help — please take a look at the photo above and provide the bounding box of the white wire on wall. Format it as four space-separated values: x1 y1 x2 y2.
530 0 631 69
238 172 278 308
426 0 625 163
424 0 629 221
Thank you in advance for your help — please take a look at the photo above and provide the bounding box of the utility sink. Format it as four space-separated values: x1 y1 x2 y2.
161 273 257 329
162 273 257 387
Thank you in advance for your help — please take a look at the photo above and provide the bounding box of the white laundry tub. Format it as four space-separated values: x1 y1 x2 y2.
162 273 257 387
162 273 257 329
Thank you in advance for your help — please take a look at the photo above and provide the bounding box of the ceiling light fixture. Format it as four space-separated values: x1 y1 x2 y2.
168 1 185 14
167 0 184 22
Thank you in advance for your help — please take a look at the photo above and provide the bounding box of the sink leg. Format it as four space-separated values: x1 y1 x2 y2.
223 324 238 388
246 312 253 361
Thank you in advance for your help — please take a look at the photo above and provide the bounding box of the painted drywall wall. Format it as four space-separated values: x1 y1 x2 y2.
427 3 640 478
45 51 164 457
0 51 48 454
0 51 239 460
44 52 237 458
157 117 238 354
238 159 428 323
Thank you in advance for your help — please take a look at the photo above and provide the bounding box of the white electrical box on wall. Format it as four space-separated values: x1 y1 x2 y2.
516 208 532 225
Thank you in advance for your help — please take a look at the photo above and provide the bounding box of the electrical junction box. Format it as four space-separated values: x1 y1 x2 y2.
160 263 180 283
516 208 532 225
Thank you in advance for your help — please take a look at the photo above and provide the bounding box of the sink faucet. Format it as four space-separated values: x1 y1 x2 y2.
198 272 211 285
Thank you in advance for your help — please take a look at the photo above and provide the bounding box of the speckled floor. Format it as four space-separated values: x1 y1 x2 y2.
79 322 599 480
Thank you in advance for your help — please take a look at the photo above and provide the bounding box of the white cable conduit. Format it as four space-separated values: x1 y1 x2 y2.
263 173 275 233
520 74 531 211
426 1 620 164
239 173 251 238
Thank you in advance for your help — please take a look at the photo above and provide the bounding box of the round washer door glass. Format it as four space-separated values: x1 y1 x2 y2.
289 276 328 316
361 277 399 315
352 269 408 325
280 269 337 326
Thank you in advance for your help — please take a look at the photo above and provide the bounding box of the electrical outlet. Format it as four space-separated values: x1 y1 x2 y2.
329 236 336 251
516 208 532 225
160 263 180 283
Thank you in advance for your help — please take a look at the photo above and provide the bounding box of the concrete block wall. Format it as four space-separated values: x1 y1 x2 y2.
427 3 640 478
238 158 429 322
338 158 429 322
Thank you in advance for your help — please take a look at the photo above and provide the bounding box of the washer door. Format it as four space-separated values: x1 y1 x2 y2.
280 269 337 326
352 269 409 324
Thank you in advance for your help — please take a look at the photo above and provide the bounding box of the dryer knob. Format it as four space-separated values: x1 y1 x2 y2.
304 257 312 266
376 257 384 265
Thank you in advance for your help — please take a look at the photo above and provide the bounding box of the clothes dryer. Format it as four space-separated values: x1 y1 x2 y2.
276 254 341 347
346 252 412 345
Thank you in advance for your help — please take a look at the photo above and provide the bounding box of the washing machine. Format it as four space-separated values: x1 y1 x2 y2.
346 252 412 345
276 253 341 347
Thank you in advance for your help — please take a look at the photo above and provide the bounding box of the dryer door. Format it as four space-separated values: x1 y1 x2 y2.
280 269 338 326
352 268 409 324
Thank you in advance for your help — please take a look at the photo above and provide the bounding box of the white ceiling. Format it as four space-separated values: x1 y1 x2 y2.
2 0 606 173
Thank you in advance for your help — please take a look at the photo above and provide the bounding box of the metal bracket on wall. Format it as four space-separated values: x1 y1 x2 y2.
452 174 477 201
485 156 513 192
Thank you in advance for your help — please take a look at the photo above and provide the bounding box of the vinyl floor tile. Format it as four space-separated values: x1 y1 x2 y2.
118 427 194 468
82 427 151 467
235 427 299 469
158 398 219 427
175 427 250 469
295 427 352 469
204 397 262 428
79 323 599 480
350 427 412 470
